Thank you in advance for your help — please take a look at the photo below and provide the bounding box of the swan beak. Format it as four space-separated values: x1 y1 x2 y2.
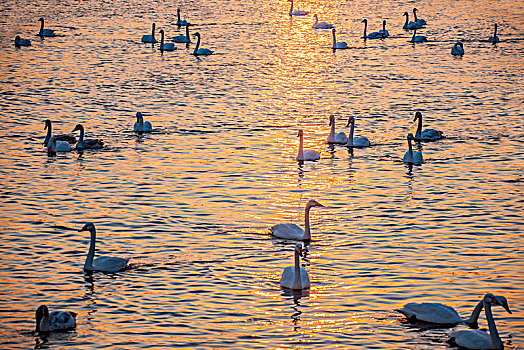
316 201 324 207
298 245 303 256
78 225 88 232
504 304 513 314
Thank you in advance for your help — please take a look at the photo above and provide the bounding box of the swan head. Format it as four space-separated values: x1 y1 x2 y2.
295 242 303 256
328 114 335 126
79 223 96 234
306 199 324 209
413 7 418 13
346 116 355 127
72 124 84 133
456 41 464 48
407 133 414 140
297 129 303 137
44 119 51 130
403 12 408 17
194 32 201 38
362 18 367 23
159 29 164 35
484 293 512 314
177 8 181 14
38 18 44 22
383 20 387 25
136 111 143 122
15 35 21 43
35 305 49 332
413 111 422 121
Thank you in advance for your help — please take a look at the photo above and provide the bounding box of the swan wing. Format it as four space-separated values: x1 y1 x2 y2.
353 136 370 147
450 330 492 349
397 302 463 324
335 132 348 143
83 139 104 149
403 150 412 163
303 150 320 161
270 224 304 240
49 311 77 331
55 134 76 144
413 151 423 165
144 121 153 132
55 140 72 152
141 35 157 43
280 266 295 288
300 267 311 288
134 122 140 132
92 256 129 272
421 129 443 141
291 10 309 16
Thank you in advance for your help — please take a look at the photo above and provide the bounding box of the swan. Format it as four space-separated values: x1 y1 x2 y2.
43 119 76 147
296 129 320 161
331 28 348 49
403 12 422 30
451 42 465 56
270 199 324 240
413 111 443 141
141 23 157 43
175 8 190 27
379 20 389 38
134 112 152 133
289 0 308 16
159 29 176 51
279 243 310 290
14 35 31 47
327 115 348 144
173 24 191 43
80 223 130 273
449 294 512 350
193 32 214 56
35 305 76 332
413 8 427 25
47 136 72 155
410 27 427 43
361 19 382 39
72 124 104 150
403 133 423 165
346 116 370 148
37 18 55 37
488 23 500 43
396 294 510 326
312 14 334 29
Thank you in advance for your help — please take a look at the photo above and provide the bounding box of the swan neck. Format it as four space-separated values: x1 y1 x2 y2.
415 116 422 139
465 299 484 326
408 138 414 159
347 120 355 146
151 24 155 38
292 248 302 289
39 315 50 332
383 22 386 31
289 0 293 15
84 227 96 270
298 133 304 159
314 15 318 24
160 31 165 47
185 25 190 37
77 127 84 148
193 35 201 54
494 24 497 37
304 205 312 240
413 10 418 22
484 300 503 349
363 21 367 37
177 10 181 22
404 14 409 27
39 20 44 35
44 123 52 146
332 30 336 47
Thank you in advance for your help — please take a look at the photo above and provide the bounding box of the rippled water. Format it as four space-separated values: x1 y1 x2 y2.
0 0 523 348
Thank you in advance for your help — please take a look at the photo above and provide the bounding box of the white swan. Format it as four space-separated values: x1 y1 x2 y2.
327 115 348 144
175 8 190 27
141 23 157 43
361 19 382 39
47 136 72 156
451 42 465 56
413 111 443 141
488 23 500 43
410 27 427 43
449 294 512 350
403 133 423 165
173 24 191 43
14 35 31 47
331 28 348 49
403 12 422 30
279 243 310 290
379 20 389 38
37 18 55 37
72 124 104 149
80 223 129 273
159 29 176 51
43 119 76 147
35 305 76 332
289 0 308 16
312 14 334 29
296 129 320 161
270 199 324 240
193 32 214 56
346 116 370 148
413 8 427 25
134 112 152 133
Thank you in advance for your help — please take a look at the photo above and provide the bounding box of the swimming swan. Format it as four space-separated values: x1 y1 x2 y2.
451 42 465 56
488 23 500 43
43 119 76 147
289 0 309 16
37 18 55 37
296 129 320 161
14 35 31 47
279 243 310 290
175 8 190 26
159 29 176 51
327 115 348 144
72 124 104 149
449 294 512 350
403 133 423 165
410 27 427 43
270 199 324 240
379 20 389 38
47 136 72 156
403 12 422 30
413 111 443 141
35 305 76 332
141 23 157 43
80 223 130 273
331 28 348 49
173 24 191 43
193 32 214 56
346 116 370 147
361 19 382 39
413 8 427 25
134 112 152 133
312 14 334 29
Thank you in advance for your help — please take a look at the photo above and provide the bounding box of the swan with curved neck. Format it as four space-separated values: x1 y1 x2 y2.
331 28 348 49
134 112 152 133
173 24 191 43
279 243 310 290
413 8 427 25
80 223 129 273
159 29 176 51
451 42 465 56
175 8 190 26
270 199 324 240
193 32 214 56
289 0 308 16
296 129 320 161
403 133 423 165
413 111 443 141
346 116 370 147
72 124 104 149
403 12 422 30
38 18 55 37
327 115 348 144
361 19 382 39
35 305 76 332
14 35 31 47
44 119 76 147
488 24 500 43
449 294 512 349
410 27 427 43
141 23 157 43
312 14 334 29
379 20 389 38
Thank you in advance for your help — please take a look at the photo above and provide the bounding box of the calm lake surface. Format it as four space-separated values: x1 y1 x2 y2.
0 0 523 348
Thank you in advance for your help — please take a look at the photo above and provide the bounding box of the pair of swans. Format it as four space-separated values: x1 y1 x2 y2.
403 11 424 30
288 0 308 16
35 305 76 332
134 112 152 133
312 14 334 29
38 18 55 37
270 199 324 241
14 35 31 47
280 243 310 290
44 119 75 154
361 19 382 39
72 124 104 149
326 115 371 147
452 42 465 56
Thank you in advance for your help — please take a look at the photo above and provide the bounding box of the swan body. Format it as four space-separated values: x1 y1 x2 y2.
159 29 176 51
289 0 308 16
279 243 310 290
175 8 190 26
47 137 72 156
134 112 152 133
410 28 427 43
312 14 334 29
403 133 423 165
413 8 427 25
141 23 157 43
327 115 348 144
43 119 76 147
488 24 500 43
379 20 389 38
72 124 104 149
80 223 129 273
346 116 370 147
413 111 443 141
173 24 191 43
35 305 76 332
296 129 320 161
361 19 382 39
403 12 423 30
331 29 348 49
449 294 512 350
14 35 31 47
193 32 213 56
38 18 55 37
451 42 465 56
270 199 324 241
